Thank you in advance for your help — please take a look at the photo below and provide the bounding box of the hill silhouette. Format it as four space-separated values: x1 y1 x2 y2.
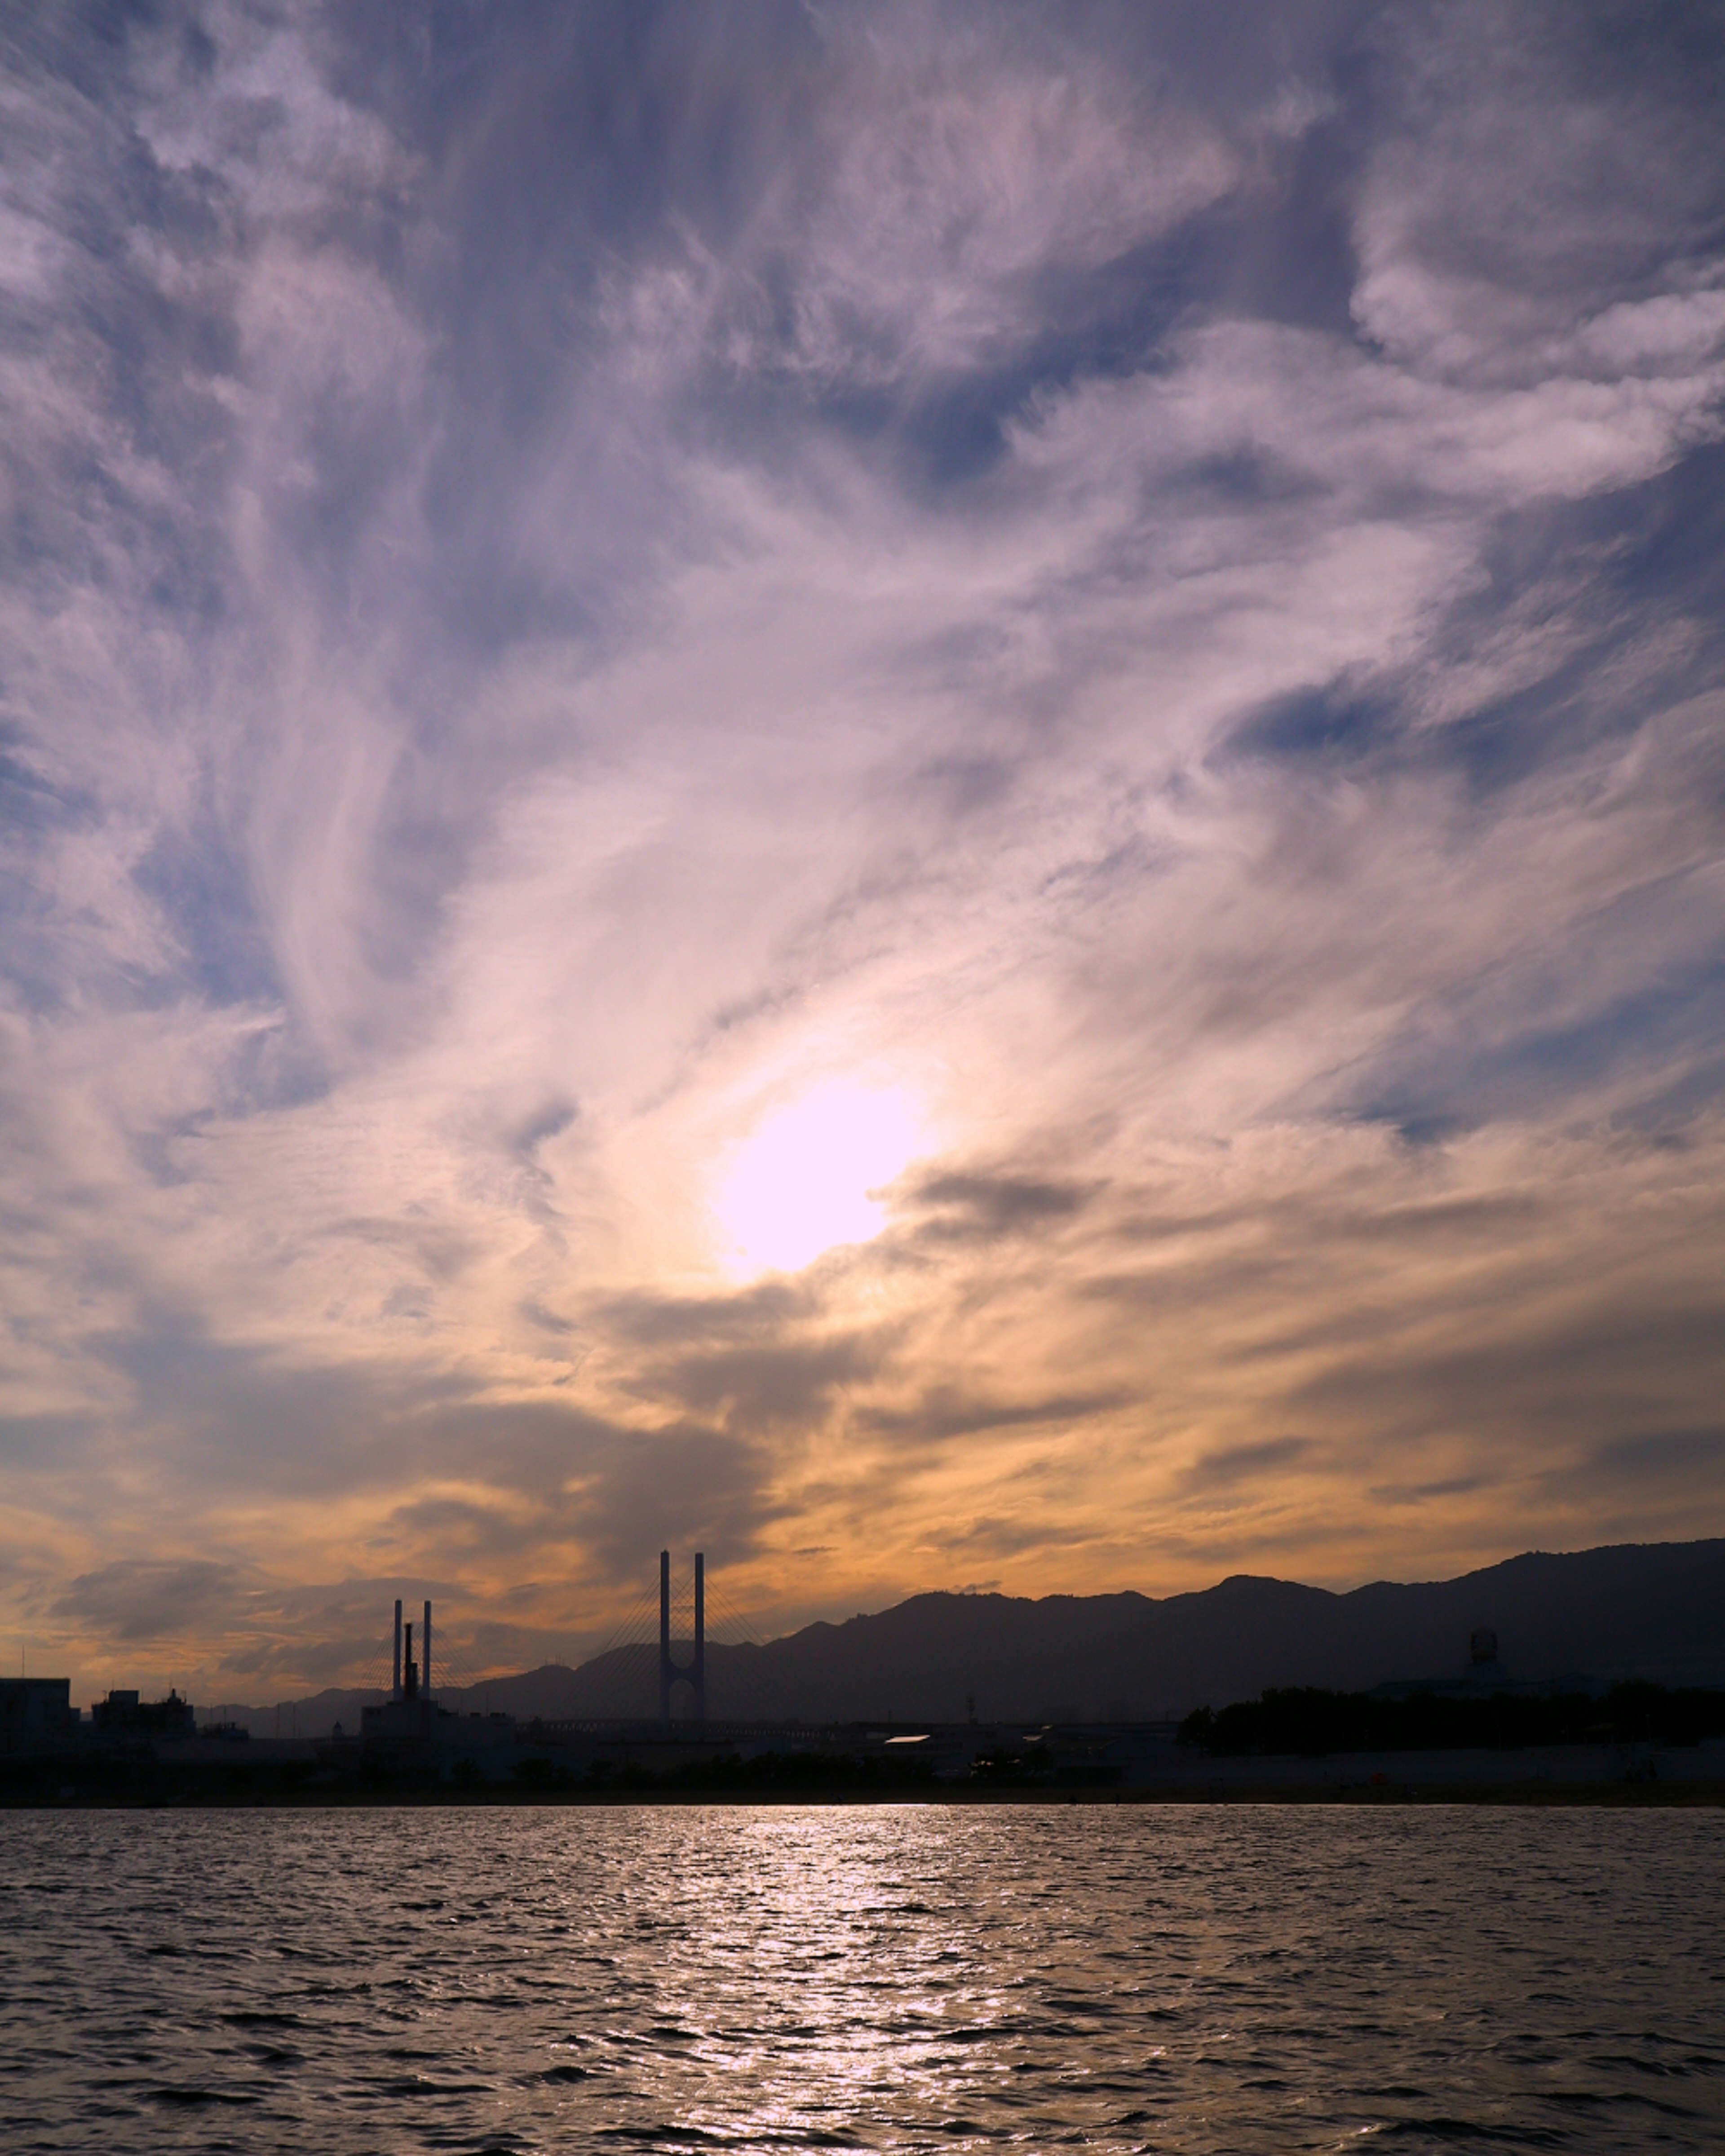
219 1538 1725 1737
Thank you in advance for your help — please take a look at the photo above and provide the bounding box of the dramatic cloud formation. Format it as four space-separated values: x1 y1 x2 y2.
3 1 1723 1697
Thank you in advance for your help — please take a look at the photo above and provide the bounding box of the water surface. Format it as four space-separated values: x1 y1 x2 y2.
1 1803 1720 2152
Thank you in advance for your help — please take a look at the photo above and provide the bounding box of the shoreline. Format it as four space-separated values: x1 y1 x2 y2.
4 1780 1721 1811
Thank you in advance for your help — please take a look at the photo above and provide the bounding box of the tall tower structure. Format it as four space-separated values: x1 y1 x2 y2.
659 1549 669 1726
658 1550 706 1727
695 1551 704 1712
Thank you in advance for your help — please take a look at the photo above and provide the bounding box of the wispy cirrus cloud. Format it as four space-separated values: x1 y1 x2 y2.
1 1 1722 1697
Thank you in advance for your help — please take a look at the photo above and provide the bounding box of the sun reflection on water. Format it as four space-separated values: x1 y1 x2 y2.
7 1805 1718 2152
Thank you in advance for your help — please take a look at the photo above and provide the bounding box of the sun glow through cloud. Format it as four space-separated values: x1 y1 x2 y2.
716 1086 922 1277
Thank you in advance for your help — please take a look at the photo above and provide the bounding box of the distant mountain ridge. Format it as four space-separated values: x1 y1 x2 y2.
217 1538 1725 1738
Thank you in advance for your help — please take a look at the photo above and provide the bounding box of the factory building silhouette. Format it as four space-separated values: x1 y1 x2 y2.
361 1598 441 1742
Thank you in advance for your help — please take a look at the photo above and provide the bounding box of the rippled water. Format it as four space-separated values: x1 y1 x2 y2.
1 1803 1721 2152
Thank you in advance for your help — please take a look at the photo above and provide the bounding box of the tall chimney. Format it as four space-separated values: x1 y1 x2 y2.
659 1548 671 1728
694 1551 705 1724
423 1600 433 1701
393 1599 403 1700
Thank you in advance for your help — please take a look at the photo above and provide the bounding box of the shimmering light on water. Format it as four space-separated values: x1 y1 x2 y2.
1 1804 1721 2152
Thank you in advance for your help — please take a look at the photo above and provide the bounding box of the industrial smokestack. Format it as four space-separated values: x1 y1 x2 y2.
393 1599 403 1700
423 1600 433 1701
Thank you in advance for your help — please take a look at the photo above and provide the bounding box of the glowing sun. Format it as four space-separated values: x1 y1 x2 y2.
716 1084 921 1275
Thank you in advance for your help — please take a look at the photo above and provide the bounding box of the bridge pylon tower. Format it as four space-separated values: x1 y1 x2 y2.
659 1548 705 1726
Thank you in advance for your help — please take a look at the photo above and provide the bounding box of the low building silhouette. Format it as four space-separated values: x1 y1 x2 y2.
0 1677 77 1748
90 1688 195 1736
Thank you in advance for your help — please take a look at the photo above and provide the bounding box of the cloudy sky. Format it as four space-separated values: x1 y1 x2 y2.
4 1 1724 1699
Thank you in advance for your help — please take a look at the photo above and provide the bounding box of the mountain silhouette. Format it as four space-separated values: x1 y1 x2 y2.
218 1538 1725 1737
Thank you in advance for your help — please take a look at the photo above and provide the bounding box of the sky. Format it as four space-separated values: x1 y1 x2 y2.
4 1 1724 1702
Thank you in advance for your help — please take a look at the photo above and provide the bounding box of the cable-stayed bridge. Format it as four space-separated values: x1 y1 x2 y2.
524 1549 767 1730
